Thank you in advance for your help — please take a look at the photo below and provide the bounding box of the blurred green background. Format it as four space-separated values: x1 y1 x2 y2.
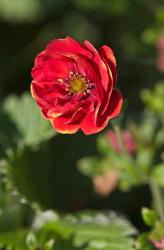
1 0 163 107
0 0 164 248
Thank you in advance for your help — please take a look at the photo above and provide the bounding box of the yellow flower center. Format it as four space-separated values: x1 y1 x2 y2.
69 75 87 94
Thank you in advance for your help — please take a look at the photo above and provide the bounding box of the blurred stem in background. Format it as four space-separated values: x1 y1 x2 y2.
149 178 164 222
113 123 164 223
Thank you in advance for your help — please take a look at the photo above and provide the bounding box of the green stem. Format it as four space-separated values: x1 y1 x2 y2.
149 178 164 222
113 125 127 155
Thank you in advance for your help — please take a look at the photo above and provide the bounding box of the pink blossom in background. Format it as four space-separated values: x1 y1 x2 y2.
93 171 119 196
106 130 136 154
151 239 164 249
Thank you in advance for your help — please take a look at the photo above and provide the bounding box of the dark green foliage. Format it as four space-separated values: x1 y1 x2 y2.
44 211 136 250
0 211 136 250
2 94 55 147
7 135 96 209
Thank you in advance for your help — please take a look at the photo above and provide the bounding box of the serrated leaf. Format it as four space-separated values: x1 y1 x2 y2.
44 211 137 250
3 93 55 146
85 238 134 250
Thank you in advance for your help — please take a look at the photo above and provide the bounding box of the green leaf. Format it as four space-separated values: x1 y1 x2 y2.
96 134 110 156
78 156 101 177
0 0 42 23
141 82 164 113
26 231 37 248
151 163 164 187
135 233 153 250
149 221 164 241
3 93 55 147
44 211 137 250
0 229 27 249
44 239 55 250
136 149 154 173
0 228 55 249
78 157 112 177
141 207 157 227
155 128 164 147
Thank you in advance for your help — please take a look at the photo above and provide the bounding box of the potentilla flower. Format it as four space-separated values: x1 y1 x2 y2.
31 36 123 135
107 130 136 154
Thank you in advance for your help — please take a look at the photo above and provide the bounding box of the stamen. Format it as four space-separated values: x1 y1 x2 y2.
65 72 95 96
57 78 64 83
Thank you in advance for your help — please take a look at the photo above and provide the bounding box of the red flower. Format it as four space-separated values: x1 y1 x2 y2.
31 36 123 135
107 130 136 154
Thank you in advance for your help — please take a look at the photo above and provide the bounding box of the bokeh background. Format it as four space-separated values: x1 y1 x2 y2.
0 0 164 247
1 0 164 106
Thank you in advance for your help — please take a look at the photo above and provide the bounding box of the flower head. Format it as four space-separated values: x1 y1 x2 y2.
107 130 136 154
31 36 123 135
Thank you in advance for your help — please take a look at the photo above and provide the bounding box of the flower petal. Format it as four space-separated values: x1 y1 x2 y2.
98 45 117 84
97 89 123 126
84 40 112 92
51 113 80 134
81 90 122 135
46 36 92 59
31 53 74 82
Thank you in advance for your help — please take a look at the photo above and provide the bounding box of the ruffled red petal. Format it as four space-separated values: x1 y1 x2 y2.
97 90 123 127
98 45 117 84
84 41 115 116
32 53 74 82
51 113 81 134
84 40 113 92
81 90 122 135
46 36 92 59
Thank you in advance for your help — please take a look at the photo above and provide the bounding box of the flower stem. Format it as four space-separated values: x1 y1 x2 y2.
113 125 128 155
149 178 164 222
